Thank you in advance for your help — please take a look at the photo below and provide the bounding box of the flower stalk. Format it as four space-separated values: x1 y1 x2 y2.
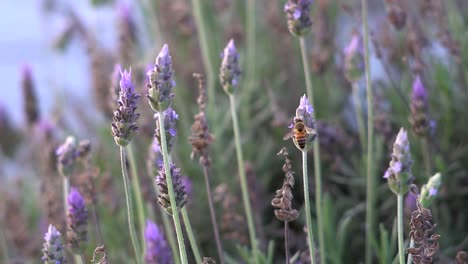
181 208 202 263
397 193 405 264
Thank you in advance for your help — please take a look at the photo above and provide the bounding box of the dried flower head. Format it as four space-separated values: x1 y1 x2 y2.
42 224 66 264
111 67 140 147
409 75 435 138
202 257 216 264
189 73 214 167
154 108 179 152
291 95 317 151
419 172 441 208
284 0 313 37
91 245 109 264
67 188 88 252
407 184 440 264
384 128 413 195
344 32 365 83
219 39 241 94
21 64 40 126
271 148 299 222
455 251 468 264
146 44 175 112
156 163 188 215
56 136 78 176
144 220 173 264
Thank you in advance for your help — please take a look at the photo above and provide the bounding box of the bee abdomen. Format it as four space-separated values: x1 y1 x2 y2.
295 135 307 149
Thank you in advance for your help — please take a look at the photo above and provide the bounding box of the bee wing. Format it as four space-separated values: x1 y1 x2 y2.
305 126 317 136
283 131 294 141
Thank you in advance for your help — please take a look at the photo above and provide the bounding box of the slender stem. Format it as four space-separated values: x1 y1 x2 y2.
362 0 375 263
160 207 182 264
352 81 367 149
63 176 69 213
127 144 147 254
191 0 215 107
406 239 414 264
285 221 290 264
421 138 431 177
302 151 317 264
158 113 189 264
228 94 259 262
397 194 405 264
74 254 85 264
119 147 142 264
299 36 325 264
202 166 224 264
181 208 202 264
244 0 256 120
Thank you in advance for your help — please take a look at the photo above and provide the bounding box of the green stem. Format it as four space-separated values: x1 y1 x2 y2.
302 151 317 264
63 176 69 214
299 36 325 264
191 0 215 107
397 194 405 264
74 254 85 264
228 94 259 262
421 138 431 177
362 0 375 263
244 0 256 121
202 166 224 264
127 144 147 254
158 112 189 264
352 81 367 149
181 208 202 263
285 221 290 264
160 207 182 264
119 147 142 264
406 239 414 264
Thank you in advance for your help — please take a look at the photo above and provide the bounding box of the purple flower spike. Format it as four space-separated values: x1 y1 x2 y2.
220 39 241 94
409 75 434 138
156 163 187 215
385 128 413 195
111 65 141 147
144 220 173 264
67 187 88 252
295 94 314 128
284 0 313 37
412 75 427 99
154 107 179 152
56 136 78 176
344 33 365 82
42 224 66 264
147 44 175 112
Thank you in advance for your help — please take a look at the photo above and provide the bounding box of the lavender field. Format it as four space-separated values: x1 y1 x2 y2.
1 0 468 263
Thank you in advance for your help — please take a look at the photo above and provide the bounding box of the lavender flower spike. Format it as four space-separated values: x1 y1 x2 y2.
154 107 179 152
111 66 140 147
409 75 434 138
146 44 175 112
42 224 66 264
284 0 313 37
56 136 78 176
344 32 365 83
384 128 414 195
67 187 88 252
144 219 173 264
219 39 241 95
420 172 442 208
291 95 317 151
156 163 187 215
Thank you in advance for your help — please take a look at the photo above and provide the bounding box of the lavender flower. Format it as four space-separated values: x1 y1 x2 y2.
156 163 187 215
344 32 365 83
219 39 241 94
284 0 313 37
153 107 178 152
56 136 78 176
144 219 173 264
21 64 40 126
42 224 66 264
291 95 317 151
111 67 140 147
409 75 434 138
384 128 413 194
146 44 175 112
66 188 88 252
420 172 441 208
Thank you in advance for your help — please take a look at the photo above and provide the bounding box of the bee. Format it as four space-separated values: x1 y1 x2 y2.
284 117 317 150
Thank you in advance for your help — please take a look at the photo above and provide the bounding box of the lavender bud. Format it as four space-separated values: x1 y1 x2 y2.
42 224 66 264
21 64 40 126
154 107 178 152
219 39 241 95
419 172 441 208
144 219 173 264
146 44 175 112
156 163 188 215
291 95 317 151
409 75 434 138
344 33 365 83
67 188 88 252
56 136 78 176
111 66 140 147
383 128 413 194
284 0 313 37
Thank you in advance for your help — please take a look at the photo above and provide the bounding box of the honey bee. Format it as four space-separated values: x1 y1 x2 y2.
284 118 317 150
